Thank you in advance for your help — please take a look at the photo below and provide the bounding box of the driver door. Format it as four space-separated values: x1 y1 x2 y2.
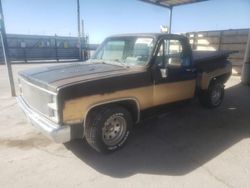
153 38 196 106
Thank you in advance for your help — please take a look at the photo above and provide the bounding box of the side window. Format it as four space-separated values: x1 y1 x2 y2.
167 40 182 55
165 39 183 67
156 39 184 68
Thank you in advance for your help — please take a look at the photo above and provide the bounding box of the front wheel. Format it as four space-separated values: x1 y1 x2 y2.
85 105 132 153
199 82 225 108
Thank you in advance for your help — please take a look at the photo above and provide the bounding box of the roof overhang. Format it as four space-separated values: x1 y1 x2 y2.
139 0 208 9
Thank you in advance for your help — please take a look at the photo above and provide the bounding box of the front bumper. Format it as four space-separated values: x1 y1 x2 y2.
17 96 72 143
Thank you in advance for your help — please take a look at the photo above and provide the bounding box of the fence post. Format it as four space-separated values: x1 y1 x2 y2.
23 48 27 63
241 29 250 85
192 33 197 50
55 34 59 62
218 30 222 51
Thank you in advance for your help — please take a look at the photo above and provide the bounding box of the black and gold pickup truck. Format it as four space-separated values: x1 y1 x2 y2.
17 33 233 153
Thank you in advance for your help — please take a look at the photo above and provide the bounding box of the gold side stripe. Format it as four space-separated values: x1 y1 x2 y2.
63 79 196 124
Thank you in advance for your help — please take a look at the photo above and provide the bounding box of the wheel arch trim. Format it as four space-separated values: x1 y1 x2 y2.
83 97 141 128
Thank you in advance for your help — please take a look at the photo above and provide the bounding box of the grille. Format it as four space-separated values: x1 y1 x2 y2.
19 78 57 121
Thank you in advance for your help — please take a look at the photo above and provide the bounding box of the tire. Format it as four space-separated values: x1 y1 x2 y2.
199 81 224 108
85 105 132 153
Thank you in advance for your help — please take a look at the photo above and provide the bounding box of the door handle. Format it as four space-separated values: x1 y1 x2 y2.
185 68 196 72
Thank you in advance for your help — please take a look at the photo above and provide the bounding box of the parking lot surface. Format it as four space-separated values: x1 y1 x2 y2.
0 63 250 188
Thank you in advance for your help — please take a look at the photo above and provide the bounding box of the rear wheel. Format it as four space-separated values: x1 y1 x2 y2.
199 81 224 108
85 105 132 153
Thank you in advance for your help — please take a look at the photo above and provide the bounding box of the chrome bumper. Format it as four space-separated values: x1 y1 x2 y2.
17 96 72 143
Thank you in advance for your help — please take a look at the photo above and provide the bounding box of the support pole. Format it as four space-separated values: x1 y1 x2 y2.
241 29 250 85
77 0 82 60
81 19 86 60
0 0 15 96
81 19 85 39
168 7 173 34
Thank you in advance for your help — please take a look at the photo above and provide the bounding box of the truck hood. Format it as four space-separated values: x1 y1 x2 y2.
18 62 134 92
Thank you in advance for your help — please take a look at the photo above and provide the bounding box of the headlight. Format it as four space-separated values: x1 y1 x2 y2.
48 94 59 123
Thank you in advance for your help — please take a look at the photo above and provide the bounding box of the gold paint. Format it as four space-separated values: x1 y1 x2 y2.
63 79 196 124
200 64 232 90
63 86 154 124
153 80 196 106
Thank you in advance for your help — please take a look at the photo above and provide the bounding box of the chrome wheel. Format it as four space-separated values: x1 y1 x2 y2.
102 114 127 146
211 85 222 106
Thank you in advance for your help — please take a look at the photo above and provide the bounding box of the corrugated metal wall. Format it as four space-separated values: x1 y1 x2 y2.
187 28 249 74
0 34 98 63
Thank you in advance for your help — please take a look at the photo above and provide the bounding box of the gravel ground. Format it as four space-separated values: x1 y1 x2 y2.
0 63 250 188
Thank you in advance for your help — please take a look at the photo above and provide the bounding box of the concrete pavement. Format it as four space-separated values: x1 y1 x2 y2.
0 64 249 188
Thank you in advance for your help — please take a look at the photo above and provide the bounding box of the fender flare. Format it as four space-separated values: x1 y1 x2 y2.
83 97 140 128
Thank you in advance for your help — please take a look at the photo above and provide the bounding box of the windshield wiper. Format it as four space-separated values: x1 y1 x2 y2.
105 59 129 67
88 58 129 68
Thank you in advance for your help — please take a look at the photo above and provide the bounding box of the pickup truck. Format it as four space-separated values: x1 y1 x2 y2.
17 33 233 153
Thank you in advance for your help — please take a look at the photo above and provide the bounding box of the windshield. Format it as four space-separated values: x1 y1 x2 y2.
91 36 154 66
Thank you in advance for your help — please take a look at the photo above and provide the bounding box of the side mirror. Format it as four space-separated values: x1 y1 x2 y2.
160 67 168 78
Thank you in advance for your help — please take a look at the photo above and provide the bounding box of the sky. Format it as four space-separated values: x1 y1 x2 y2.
2 0 250 44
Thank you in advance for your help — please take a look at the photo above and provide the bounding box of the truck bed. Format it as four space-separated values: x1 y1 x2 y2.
193 50 236 72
